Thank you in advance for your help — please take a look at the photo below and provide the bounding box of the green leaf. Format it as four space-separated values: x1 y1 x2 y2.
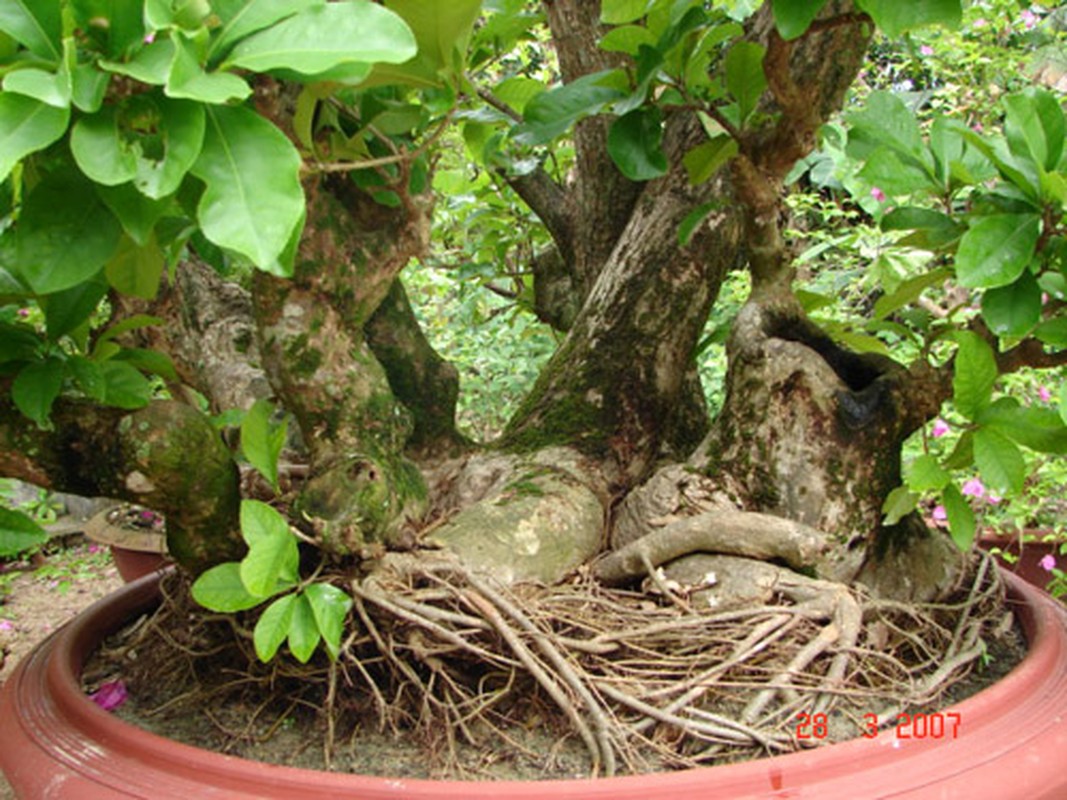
105 234 165 299
41 276 107 340
772 0 829 40
0 507 48 558
981 271 1041 338
952 332 998 420
100 36 177 85
95 314 163 347
192 562 266 611
1036 317 1067 348
0 93 70 184
904 454 950 493
98 360 153 408
724 41 766 126
223 1 416 76
208 0 316 62
941 484 975 551
683 135 738 185
1061 383 1067 427
16 175 121 295
599 25 657 55
882 485 918 526
132 97 206 200
975 399 1067 454
71 63 110 113
513 70 626 146
1003 89 1064 174
973 427 1026 495
239 499 298 597
846 92 927 164
112 347 178 382
880 208 962 251
872 266 950 319
607 107 668 182
97 184 173 246
12 358 64 428
287 593 321 664
191 105 304 273
857 147 938 196
2 68 70 108
0 0 60 60
71 0 146 59
240 398 288 491
304 582 352 660
66 356 106 400
253 593 296 661
374 0 481 86
166 36 251 104
71 106 138 185
855 0 961 38
601 0 651 25
955 214 1041 290
678 201 717 247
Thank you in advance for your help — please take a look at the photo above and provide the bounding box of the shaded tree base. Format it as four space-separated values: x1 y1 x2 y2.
90 553 1010 779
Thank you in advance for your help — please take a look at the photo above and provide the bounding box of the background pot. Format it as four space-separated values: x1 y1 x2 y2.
978 530 1061 590
84 508 170 583
2 570 1067 799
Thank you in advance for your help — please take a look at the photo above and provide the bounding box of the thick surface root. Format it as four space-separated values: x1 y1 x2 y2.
103 551 1011 779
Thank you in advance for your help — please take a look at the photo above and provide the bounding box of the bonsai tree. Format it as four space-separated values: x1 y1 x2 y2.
1 0 1064 775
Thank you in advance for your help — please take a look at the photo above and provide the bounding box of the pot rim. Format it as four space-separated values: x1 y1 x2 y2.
3 569 1067 799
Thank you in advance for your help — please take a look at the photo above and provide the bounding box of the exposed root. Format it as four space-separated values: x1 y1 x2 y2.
93 551 1013 779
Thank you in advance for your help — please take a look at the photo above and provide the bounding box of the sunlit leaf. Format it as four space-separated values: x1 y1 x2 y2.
192 562 266 611
952 331 997 420
253 593 296 661
0 507 48 558
0 93 69 184
304 582 352 660
607 107 668 181
955 214 1040 289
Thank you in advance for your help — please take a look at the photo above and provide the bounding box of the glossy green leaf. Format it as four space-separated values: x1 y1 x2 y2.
71 63 110 113
941 483 975 551
42 276 107 340
0 0 60 60
880 208 962 251
904 453 950 493
66 356 106 401
166 36 251 104
955 214 1040 289
192 562 267 611
0 93 70 184
112 347 178 382
71 0 146 58
513 70 626 145
98 360 153 408
241 398 287 491
0 507 47 558
287 593 321 664
683 135 738 185
71 107 138 185
976 399 1067 454
601 0 651 24
855 0 961 38
857 148 937 195
16 175 121 295
772 0 829 40
872 267 950 320
881 485 918 526
223 1 416 76
1060 383 1067 427
678 201 717 247
981 271 1041 338
374 0 481 85
1003 88 1064 173
608 107 668 181
100 36 176 85
952 332 998 420
1035 317 1067 348
12 358 64 428
95 314 163 347
973 427 1026 495
208 0 316 63
846 92 927 164
253 593 296 661
191 105 303 272
599 25 657 55
133 97 206 200
97 184 173 246
0 323 39 363
724 41 766 125
2 68 70 108
304 582 352 660
105 234 165 299
239 499 298 597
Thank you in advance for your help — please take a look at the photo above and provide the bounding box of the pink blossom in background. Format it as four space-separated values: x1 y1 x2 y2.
87 544 103 554
931 418 950 438
932 505 947 522
89 680 128 711
973 18 988 28
1040 554 1056 572
972 122 984 133
961 478 985 498
1021 9 1038 29
870 187 887 203
987 494 1001 506
1039 386 1051 402
920 45 934 56
17 308 29 318
0 619 13 631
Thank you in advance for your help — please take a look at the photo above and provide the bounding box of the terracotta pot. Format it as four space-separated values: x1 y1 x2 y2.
2 570 1067 799
978 530 1061 590
84 508 170 583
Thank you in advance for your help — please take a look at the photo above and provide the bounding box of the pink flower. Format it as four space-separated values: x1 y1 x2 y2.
87 544 102 554
1040 554 1056 572
1021 9 1037 29
973 18 987 29
931 418 950 438
89 680 128 711
932 505 947 522
987 494 1001 506
1038 386 1051 402
972 122 984 133
961 478 985 498
919 45 934 56
144 32 156 44
0 619 13 631
870 187 887 203
17 308 29 318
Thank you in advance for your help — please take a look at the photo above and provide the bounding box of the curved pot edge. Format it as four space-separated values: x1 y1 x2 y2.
2 570 1066 799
